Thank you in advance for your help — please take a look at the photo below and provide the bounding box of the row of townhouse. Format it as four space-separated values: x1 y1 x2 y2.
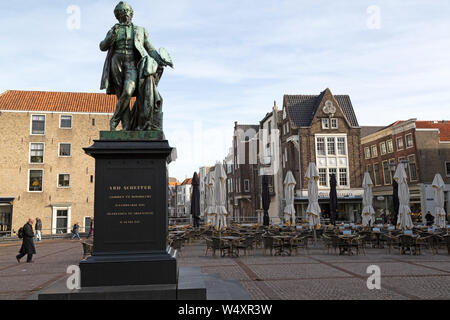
223 88 450 225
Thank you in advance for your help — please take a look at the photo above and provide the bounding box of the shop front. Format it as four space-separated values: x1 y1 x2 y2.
373 186 423 223
0 197 14 237
295 189 363 224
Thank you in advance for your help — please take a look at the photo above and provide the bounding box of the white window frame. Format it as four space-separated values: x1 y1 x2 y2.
373 162 381 186
58 143 72 157
338 168 348 187
59 114 73 129
318 168 328 187
331 118 338 129
405 133 414 149
364 147 371 159
316 137 326 156
57 173 71 188
386 139 394 153
337 137 347 155
51 206 71 235
326 137 336 155
380 142 387 155
396 137 404 151
315 134 349 190
407 155 418 182
371 145 378 158
28 169 44 193
322 118 330 129
29 142 45 164
30 114 46 135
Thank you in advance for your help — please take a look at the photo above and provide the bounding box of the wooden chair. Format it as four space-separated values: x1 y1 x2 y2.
170 237 184 257
211 237 230 257
236 236 255 257
81 241 93 259
350 236 366 256
398 235 418 255
290 235 309 255
380 233 399 254
205 237 214 256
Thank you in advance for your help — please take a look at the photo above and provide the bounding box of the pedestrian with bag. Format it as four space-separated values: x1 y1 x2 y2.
70 222 80 240
16 218 36 263
35 217 42 242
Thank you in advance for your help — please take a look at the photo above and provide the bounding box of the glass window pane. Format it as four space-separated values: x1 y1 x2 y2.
59 144 71 156
29 170 43 191
31 115 45 134
60 115 72 128
371 145 378 157
383 161 391 185
30 143 44 163
327 137 335 155
319 168 327 187
337 137 346 155
339 168 347 186
58 174 70 187
387 140 393 153
380 142 386 155
316 137 325 155
408 155 417 181
373 163 381 186
397 137 404 150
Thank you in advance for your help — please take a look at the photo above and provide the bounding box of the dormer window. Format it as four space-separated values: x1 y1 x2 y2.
331 118 338 129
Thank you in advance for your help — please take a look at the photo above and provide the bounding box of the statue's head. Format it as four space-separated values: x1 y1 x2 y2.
114 1 133 24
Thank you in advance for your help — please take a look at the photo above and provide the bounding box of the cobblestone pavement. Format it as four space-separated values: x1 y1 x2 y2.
0 239 449 300
0 240 82 300
177 240 450 300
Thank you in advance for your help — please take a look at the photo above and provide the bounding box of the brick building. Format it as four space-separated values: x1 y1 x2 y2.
361 119 450 223
0 90 115 236
228 122 260 223
281 88 364 223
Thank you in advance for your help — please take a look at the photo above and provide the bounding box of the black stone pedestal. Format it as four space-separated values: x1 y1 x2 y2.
80 138 177 288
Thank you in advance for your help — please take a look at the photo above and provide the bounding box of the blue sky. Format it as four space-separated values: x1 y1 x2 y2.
1 0 449 180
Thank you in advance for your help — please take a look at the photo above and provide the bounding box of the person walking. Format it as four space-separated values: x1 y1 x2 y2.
86 217 94 239
70 222 80 240
16 218 36 263
35 217 42 242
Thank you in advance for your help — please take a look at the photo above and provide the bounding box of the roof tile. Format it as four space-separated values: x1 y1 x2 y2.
0 90 135 113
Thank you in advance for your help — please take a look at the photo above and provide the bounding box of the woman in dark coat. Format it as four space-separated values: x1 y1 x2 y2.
16 218 36 263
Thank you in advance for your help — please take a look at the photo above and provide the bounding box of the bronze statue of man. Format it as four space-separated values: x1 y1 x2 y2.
100 1 173 132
